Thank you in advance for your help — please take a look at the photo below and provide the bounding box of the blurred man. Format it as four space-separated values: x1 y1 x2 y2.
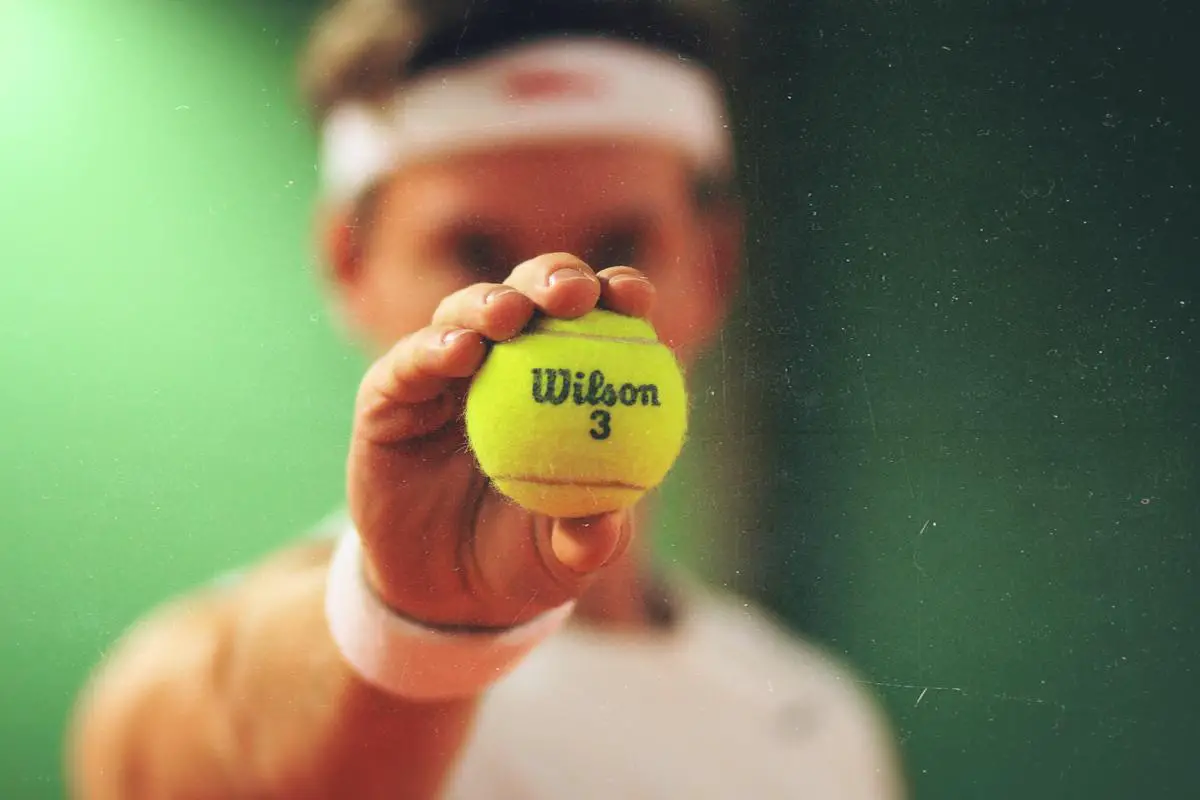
69 1 905 797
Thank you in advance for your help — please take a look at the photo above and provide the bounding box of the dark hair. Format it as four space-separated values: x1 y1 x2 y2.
300 0 743 124
406 0 741 83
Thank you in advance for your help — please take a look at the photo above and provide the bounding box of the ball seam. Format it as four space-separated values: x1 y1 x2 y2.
510 330 659 346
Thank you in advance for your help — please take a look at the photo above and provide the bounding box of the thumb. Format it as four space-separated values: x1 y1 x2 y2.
548 511 634 577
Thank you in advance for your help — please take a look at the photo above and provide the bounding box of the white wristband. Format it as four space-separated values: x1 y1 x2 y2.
324 530 575 701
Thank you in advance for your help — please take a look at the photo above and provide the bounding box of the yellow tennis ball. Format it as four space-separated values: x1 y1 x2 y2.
465 309 688 518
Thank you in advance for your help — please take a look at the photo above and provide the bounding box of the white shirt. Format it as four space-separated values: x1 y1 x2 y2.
445 574 906 799
280 515 904 798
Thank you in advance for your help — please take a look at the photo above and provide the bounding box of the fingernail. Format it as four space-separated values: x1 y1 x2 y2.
484 286 518 304
608 273 652 286
546 267 593 287
441 328 471 346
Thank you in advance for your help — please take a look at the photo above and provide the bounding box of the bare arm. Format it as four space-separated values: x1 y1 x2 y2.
68 256 654 799
67 539 477 800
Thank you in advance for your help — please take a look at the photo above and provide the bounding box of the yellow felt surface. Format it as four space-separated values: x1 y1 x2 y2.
465 310 688 518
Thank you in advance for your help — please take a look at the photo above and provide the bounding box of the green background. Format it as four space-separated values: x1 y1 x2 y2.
1 1 1195 798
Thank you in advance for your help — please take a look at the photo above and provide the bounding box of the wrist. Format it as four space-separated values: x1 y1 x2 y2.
326 530 575 700
358 532 568 631
360 549 509 633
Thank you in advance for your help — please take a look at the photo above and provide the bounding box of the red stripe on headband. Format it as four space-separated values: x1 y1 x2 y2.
502 69 605 102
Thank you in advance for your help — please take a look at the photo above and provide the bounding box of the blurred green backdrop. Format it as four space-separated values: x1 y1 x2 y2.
739 1 1198 798
1 1 1196 799
1 1 357 794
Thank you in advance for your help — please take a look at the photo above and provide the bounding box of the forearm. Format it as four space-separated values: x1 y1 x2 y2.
67 540 478 800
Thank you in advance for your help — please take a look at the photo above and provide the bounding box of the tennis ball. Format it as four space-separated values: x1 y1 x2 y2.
465 309 688 518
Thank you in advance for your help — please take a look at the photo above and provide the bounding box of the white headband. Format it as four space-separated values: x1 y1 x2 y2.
319 38 733 203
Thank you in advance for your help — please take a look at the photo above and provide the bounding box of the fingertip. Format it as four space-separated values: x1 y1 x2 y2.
484 287 537 341
506 253 601 319
429 326 487 378
545 268 601 318
598 268 656 319
537 252 593 278
439 327 476 347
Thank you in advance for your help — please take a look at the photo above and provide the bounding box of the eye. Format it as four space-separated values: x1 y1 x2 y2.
452 228 511 280
588 223 646 269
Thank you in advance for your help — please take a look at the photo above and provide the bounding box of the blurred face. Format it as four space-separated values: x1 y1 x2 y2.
325 139 739 363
